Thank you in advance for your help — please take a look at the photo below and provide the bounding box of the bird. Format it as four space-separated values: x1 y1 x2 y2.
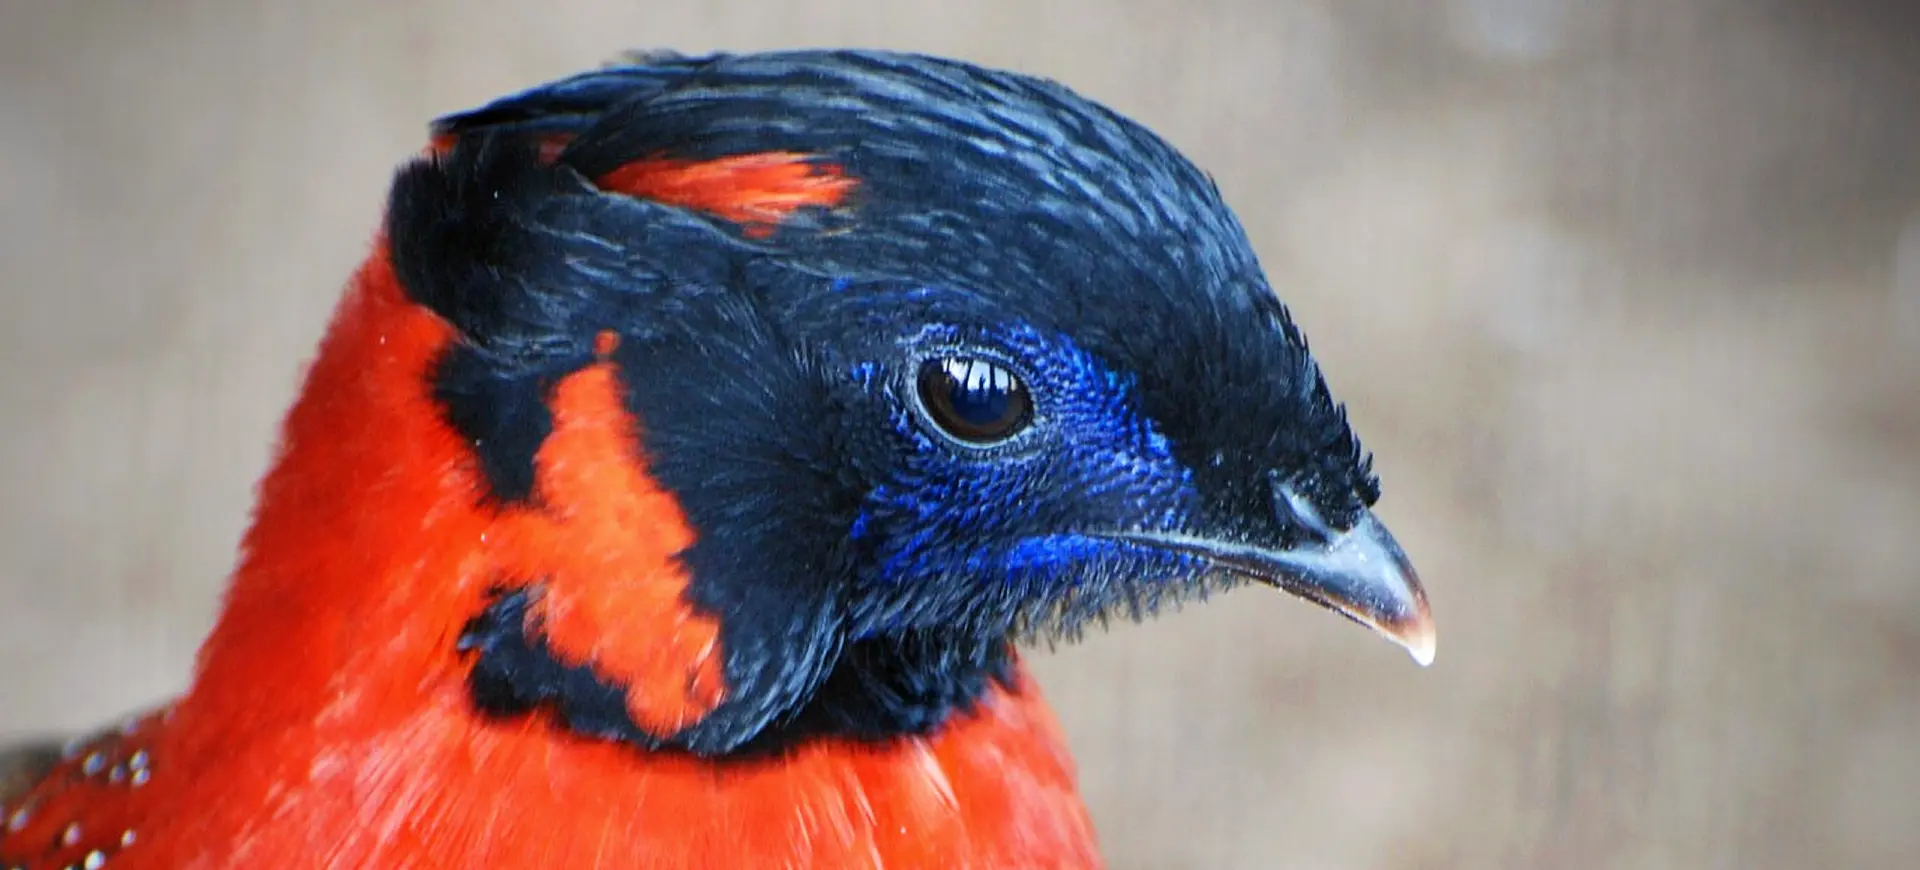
0 49 1434 869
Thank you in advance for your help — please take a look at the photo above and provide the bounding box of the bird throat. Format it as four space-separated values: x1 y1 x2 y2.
456 585 1020 757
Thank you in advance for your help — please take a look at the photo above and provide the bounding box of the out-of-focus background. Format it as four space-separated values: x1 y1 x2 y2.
2 1 1915 866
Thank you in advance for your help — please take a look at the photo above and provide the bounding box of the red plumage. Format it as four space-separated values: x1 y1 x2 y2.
3 249 1100 869
4 49 1435 870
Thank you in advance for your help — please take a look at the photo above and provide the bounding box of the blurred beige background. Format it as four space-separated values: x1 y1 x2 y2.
3 1 1916 867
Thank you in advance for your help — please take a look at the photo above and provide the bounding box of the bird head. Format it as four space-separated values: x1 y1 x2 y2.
258 51 1431 758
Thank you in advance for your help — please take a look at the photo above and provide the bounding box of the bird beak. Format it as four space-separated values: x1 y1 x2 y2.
1104 511 1436 666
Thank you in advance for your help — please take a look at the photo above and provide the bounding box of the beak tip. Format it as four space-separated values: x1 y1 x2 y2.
1375 602 1436 667
1403 628 1436 667
1390 594 1437 667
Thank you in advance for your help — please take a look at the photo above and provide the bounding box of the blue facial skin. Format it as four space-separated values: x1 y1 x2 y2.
817 286 1214 641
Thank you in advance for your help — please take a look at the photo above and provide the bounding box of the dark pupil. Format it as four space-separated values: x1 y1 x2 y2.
916 357 1031 444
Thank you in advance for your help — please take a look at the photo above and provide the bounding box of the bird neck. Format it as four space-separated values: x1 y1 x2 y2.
180 246 721 742
176 246 1018 755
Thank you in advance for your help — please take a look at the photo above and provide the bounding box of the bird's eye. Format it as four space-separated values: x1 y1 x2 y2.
915 357 1033 446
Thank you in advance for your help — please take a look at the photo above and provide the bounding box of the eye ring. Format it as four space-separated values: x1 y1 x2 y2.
914 356 1034 446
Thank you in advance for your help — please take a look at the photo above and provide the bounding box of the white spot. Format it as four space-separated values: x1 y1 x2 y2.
1447 0 1570 62
129 769 150 787
121 829 136 847
126 751 149 773
84 850 106 870
61 821 81 846
5 805 27 831
80 752 105 777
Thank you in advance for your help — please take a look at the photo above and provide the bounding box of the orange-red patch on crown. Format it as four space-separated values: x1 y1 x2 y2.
595 152 857 238
430 131 855 238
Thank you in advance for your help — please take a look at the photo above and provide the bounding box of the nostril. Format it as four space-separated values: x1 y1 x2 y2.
1270 475 1336 544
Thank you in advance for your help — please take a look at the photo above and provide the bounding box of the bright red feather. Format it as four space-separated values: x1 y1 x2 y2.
1 244 1102 869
